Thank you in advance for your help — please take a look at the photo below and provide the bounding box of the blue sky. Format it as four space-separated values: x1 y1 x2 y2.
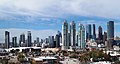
0 0 120 43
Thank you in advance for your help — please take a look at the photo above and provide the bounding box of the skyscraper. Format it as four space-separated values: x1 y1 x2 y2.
98 26 103 40
62 21 68 50
93 24 96 40
45 38 49 43
107 21 114 49
12 37 17 47
40 39 43 46
98 26 103 44
19 33 25 47
76 34 78 46
86 24 92 41
78 24 85 49
5 31 10 49
68 32 71 46
27 31 32 47
49 36 54 48
35 37 40 46
70 21 76 48
103 32 107 43
55 31 61 48
55 34 60 48
36 37 39 43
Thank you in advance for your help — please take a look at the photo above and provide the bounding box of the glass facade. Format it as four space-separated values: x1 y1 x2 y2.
86 24 92 41
5 31 10 49
107 21 114 49
70 21 76 48
62 21 68 50
78 24 85 49
27 31 32 47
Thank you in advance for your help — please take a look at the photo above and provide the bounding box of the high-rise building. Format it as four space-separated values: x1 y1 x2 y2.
55 34 60 48
40 39 43 46
19 33 25 47
12 37 17 47
34 40 37 43
49 36 54 48
76 34 78 46
27 31 32 47
78 24 85 49
5 31 10 49
36 37 40 46
36 37 39 43
103 32 107 43
93 24 96 40
45 38 49 43
98 26 103 40
98 26 103 44
86 24 92 41
55 31 61 48
68 32 71 46
107 21 114 49
62 21 69 50
70 21 76 48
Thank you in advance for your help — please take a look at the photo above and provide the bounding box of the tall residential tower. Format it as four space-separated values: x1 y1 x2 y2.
86 24 92 41
12 37 17 47
27 31 32 47
107 21 114 49
5 31 10 49
70 21 76 48
19 33 25 47
78 24 85 49
62 21 69 50
93 24 96 40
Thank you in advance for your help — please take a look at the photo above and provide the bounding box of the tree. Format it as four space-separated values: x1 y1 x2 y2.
103 53 111 61
1 57 9 64
79 53 90 62
60 50 68 56
17 53 25 63
10 49 15 53
70 53 78 58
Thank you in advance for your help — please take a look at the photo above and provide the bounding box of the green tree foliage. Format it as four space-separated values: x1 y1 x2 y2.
70 53 78 58
79 50 112 62
17 53 25 63
79 53 90 62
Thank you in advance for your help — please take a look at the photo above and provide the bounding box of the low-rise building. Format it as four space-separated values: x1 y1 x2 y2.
32 56 58 64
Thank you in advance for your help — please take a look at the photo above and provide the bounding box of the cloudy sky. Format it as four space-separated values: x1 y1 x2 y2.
0 0 120 43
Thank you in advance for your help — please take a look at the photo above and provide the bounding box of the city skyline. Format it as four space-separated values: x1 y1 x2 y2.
0 0 120 43
3 21 114 48
0 1 120 64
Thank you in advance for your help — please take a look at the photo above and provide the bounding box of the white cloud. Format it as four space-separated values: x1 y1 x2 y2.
0 0 120 19
0 28 57 43
1 0 120 42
